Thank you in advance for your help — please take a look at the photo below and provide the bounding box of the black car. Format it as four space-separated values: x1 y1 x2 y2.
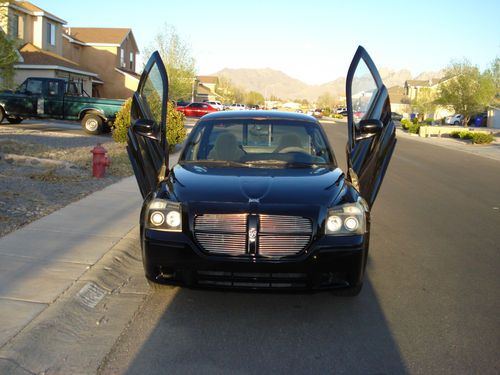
127 46 396 296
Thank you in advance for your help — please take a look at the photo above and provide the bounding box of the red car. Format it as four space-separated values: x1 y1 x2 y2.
176 102 218 117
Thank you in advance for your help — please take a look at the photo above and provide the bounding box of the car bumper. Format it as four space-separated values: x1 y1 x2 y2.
142 229 368 291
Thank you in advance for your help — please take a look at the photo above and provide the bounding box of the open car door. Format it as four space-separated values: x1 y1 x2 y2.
127 52 169 198
346 46 396 207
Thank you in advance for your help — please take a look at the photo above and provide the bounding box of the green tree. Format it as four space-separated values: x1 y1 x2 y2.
485 57 499 107
143 24 196 101
436 60 496 124
0 30 19 90
412 87 437 119
316 92 335 109
244 91 264 106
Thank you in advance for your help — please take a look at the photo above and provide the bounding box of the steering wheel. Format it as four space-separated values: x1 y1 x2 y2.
277 146 308 154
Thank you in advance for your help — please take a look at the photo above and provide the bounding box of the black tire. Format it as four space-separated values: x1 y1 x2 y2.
454 121 459 125
331 283 363 297
7 117 22 124
0 107 5 124
82 113 103 135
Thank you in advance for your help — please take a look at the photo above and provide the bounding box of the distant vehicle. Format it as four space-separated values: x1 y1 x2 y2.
312 109 323 119
176 102 218 117
338 110 348 117
391 112 403 121
229 103 246 111
336 107 347 114
445 114 464 125
175 100 190 107
248 104 261 110
0 77 124 134
203 100 224 111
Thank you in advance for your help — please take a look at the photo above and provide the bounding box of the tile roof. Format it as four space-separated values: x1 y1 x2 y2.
115 67 141 80
17 43 97 76
11 1 66 24
197 76 218 84
64 27 131 45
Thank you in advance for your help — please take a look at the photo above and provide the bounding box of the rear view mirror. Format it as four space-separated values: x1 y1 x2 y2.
355 119 383 141
132 118 159 140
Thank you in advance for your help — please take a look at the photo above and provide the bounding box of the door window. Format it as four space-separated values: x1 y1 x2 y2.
26 80 43 95
48 81 61 96
140 63 164 127
350 59 378 126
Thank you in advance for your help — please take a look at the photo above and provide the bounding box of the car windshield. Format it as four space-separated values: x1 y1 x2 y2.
180 118 335 167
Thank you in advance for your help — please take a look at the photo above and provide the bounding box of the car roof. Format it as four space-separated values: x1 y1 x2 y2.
199 110 320 123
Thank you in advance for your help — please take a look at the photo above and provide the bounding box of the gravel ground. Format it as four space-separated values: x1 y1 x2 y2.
0 127 133 237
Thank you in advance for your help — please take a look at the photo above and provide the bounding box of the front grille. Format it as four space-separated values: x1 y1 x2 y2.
194 213 313 258
194 214 247 256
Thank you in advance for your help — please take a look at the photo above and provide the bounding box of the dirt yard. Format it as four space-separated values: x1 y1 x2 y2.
0 126 133 237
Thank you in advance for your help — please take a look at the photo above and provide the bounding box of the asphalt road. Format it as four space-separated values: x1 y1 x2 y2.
99 120 500 375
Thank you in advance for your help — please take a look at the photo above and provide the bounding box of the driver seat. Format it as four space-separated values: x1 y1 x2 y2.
274 134 303 152
208 132 245 161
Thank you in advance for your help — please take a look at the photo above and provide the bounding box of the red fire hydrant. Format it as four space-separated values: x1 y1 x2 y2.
91 143 111 178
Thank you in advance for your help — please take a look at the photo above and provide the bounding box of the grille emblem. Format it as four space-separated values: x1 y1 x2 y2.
248 228 257 242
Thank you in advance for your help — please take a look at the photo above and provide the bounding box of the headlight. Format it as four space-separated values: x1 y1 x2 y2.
146 199 182 232
325 200 366 236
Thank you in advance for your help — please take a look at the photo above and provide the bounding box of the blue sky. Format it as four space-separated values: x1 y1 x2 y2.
36 0 499 84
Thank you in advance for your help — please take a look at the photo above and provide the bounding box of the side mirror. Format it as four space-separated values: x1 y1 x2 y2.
355 119 383 141
132 118 159 140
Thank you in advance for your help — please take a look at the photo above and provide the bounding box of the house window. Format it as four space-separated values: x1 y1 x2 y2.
47 22 56 46
129 52 134 70
12 15 19 38
120 48 125 68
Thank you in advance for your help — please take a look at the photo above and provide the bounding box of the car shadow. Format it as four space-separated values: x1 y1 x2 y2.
116 278 407 375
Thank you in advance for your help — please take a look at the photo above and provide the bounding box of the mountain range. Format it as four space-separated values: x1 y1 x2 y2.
213 68 443 102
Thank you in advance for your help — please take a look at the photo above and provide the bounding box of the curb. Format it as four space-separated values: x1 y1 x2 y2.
0 226 148 375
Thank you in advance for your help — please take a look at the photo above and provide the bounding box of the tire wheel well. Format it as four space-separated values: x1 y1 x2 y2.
80 110 104 121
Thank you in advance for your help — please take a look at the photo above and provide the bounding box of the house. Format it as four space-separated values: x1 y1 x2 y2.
0 1 140 99
404 78 454 120
0 1 98 94
387 86 410 116
62 27 140 98
194 76 222 102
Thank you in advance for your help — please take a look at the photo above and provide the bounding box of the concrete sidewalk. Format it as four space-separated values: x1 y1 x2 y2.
396 129 500 162
0 175 142 349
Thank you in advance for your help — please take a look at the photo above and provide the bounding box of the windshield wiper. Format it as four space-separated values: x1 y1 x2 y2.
182 160 249 167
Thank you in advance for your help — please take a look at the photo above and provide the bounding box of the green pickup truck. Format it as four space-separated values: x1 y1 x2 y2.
0 77 124 135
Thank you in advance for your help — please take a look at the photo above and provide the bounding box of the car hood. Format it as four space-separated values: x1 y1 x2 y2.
162 163 345 213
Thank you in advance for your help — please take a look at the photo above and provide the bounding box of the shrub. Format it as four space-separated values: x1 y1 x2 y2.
424 118 433 125
112 98 187 152
401 118 412 130
408 122 422 134
333 114 344 119
450 131 461 138
471 132 494 144
112 98 132 143
458 131 473 140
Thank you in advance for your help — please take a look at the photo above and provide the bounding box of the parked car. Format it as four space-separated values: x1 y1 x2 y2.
336 107 347 114
175 100 190 107
176 102 218 117
126 47 396 296
391 112 403 121
312 109 323 119
0 77 124 134
203 100 224 111
338 110 348 117
445 114 464 125
229 103 246 111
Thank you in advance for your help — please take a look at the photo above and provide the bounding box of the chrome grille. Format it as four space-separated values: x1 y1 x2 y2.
260 215 312 233
259 235 311 257
194 213 312 258
259 215 312 258
194 214 247 256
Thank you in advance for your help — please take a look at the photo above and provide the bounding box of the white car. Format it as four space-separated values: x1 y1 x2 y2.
445 114 464 125
229 103 246 111
204 101 224 111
